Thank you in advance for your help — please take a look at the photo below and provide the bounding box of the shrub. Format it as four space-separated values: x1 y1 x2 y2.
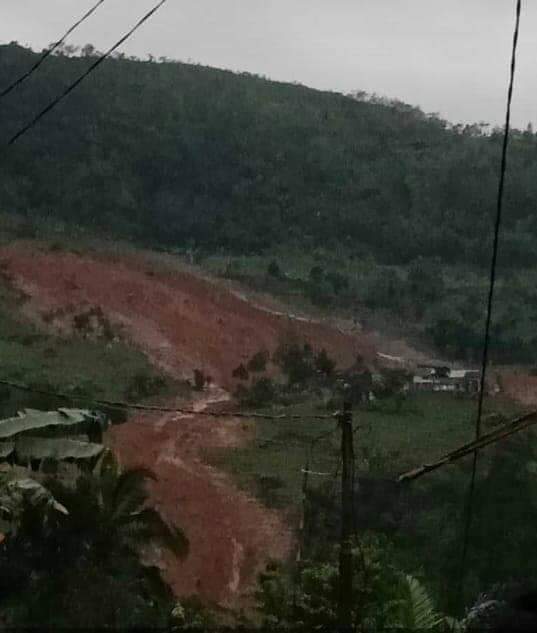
193 369 206 391
247 349 270 373
126 371 168 401
314 349 336 377
232 363 249 381
235 378 277 407
267 260 282 279
273 341 314 386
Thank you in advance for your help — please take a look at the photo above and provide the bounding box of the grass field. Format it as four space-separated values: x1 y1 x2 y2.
0 279 183 418
210 390 535 614
209 393 521 509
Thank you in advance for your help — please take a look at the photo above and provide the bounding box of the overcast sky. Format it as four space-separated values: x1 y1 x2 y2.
1 1 535 128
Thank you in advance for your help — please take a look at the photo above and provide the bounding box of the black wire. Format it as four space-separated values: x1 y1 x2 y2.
456 0 522 613
0 0 107 100
8 0 168 146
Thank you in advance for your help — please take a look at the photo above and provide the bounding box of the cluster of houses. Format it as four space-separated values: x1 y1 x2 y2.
376 354 481 394
411 363 480 394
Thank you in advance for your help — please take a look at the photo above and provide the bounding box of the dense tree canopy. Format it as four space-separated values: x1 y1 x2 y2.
1 43 537 268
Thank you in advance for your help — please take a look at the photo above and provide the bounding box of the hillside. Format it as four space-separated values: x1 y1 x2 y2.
2 43 537 365
1 43 537 267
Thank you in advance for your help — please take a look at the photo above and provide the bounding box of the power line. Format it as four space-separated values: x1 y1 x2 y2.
0 377 338 421
398 407 537 482
456 0 523 614
0 0 107 100
8 0 168 146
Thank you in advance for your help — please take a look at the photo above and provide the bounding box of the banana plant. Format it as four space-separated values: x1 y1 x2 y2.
74 449 190 559
0 472 69 539
0 408 108 468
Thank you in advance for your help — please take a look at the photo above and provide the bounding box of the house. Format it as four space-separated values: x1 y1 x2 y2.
412 363 480 394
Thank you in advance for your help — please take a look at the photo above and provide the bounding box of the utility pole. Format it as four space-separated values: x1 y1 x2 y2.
338 400 354 631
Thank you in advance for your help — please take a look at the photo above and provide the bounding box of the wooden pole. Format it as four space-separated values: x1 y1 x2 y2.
339 400 354 630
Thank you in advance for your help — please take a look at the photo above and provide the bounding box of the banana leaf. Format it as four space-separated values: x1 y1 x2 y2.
0 441 14 459
14 436 104 461
0 408 107 440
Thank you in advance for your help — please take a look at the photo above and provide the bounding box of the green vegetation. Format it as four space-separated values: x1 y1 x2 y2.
0 279 182 418
2 43 537 628
210 391 532 617
209 250 537 365
0 442 188 629
256 535 456 631
3 43 537 269
2 43 537 364
210 393 496 507
0 408 108 471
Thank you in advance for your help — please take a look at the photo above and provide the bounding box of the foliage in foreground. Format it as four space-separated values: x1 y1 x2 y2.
0 453 188 629
256 534 455 631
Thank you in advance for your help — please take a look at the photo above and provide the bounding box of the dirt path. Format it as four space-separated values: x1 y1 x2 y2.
0 241 378 607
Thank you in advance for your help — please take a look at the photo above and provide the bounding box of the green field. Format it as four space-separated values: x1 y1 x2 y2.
0 279 184 418
210 391 535 614
209 393 520 508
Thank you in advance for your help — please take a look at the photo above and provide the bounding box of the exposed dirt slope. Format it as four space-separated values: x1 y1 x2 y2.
0 241 377 607
0 242 376 388
107 387 292 606
495 370 537 406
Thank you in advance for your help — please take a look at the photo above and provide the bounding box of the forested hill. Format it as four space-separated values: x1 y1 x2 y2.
1 42 537 266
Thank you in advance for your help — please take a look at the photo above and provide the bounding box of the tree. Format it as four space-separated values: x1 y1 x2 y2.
247 349 270 373
81 43 96 57
256 535 454 631
64 452 189 559
0 453 188 628
407 256 445 316
267 260 282 279
235 377 276 407
193 369 206 391
273 341 315 386
232 363 249 381
309 265 324 285
314 348 336 377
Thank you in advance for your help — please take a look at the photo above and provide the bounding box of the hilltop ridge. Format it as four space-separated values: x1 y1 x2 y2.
1 43 537 268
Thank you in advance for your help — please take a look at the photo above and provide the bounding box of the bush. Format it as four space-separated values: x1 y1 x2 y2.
255 534 447 631
126 371 168 401
255 474 285 507
232 363 249 381
193 369 206 391
314 349 336 377
235 378 277 407
267 260 282 279
273 341 315 386
247 349 270 373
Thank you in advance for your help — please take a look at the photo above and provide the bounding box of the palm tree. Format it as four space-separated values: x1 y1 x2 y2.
0 450 188 629
50 449 189 560
0 472 68 540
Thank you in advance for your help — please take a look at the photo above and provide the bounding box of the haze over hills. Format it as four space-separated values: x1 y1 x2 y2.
1 43 537 268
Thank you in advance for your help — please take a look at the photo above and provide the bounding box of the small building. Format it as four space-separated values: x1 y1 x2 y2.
412 364 480 394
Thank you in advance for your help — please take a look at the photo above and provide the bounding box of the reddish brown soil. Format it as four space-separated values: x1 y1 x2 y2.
495 370 537 406
107 388 292 607
0 241 378 608
0 242 376 388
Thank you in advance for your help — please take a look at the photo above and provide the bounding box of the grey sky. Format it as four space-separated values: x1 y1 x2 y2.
1 1 536 128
